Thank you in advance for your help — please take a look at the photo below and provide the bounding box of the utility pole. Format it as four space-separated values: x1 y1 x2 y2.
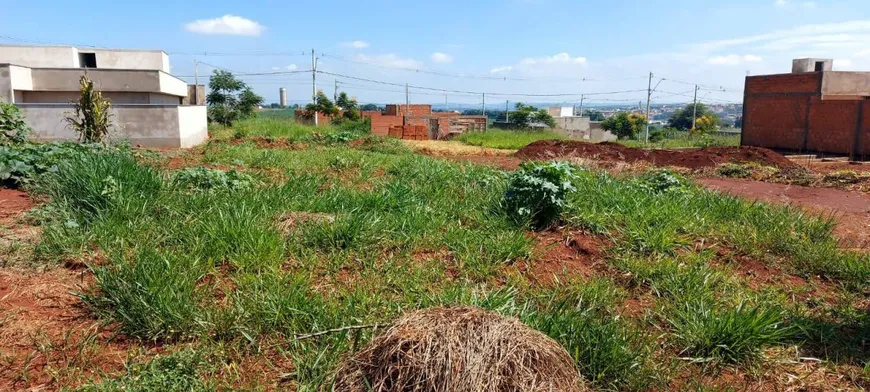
193 59 199 105
482 93 486 117
579 95 585 117
405 83 410 118
505 100 509 122
691 85 700 130
445 94 448 112
334 79 338 102
644 72 653 143
311 49 318 126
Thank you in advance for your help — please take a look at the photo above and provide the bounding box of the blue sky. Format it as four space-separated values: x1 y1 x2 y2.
2 0 869 106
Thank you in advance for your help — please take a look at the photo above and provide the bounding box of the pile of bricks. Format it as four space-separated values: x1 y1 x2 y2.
388 125 429 140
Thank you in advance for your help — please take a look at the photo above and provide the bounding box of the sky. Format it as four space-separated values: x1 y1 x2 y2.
2 0 870 107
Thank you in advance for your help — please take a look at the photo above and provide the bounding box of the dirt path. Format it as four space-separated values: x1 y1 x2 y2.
699 178 870 249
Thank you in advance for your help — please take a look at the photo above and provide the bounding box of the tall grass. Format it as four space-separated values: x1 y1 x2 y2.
619 132 741 149
456 129 563 149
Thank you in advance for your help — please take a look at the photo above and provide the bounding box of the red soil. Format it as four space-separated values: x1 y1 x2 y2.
515 140 798 170
0 188 34 222
699 178 870 249
520 229 607 285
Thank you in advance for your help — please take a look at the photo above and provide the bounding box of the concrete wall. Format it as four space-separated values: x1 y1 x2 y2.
18 91 182 105
792 58 833 73
0 64 33 103
821 72 870 98
18 104 207 148
0 46 78 68
0 45 169 72
24 68 186 97
89 49 169 72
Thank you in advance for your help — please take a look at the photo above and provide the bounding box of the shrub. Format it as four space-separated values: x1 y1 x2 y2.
1 142 107 187
77 349 209 391
0 102 31 144
65 75 113 144
718 163 752 178
171 167 256 192
503 161 577 230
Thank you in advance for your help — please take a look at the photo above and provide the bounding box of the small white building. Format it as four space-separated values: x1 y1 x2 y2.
0 45 207 148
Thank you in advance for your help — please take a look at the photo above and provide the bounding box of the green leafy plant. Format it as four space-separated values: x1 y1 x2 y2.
503 161 577 229
206 70 263 126
0 142 106 186
171 166 256 192
601 112 647 140
0 102 31 144
635 169 691 194
65 74 113 144
77 348 210 391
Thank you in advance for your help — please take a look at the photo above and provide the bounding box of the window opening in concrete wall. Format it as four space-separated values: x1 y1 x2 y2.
79 53 97 68
814 61 825 72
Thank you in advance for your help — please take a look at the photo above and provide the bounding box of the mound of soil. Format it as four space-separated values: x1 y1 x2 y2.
515 140 798 170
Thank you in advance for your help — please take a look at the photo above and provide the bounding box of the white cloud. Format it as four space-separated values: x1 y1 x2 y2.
775 0 816 8
184 15 265 36
341 40 370 49
518 52 587 66
696 20 870 53
431 52 454 63
354 53 423 69
270 64 297 71
490 65 513 74
707 54 764 65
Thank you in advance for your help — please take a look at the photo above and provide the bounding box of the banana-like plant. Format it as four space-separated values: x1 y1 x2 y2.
65 74 112 143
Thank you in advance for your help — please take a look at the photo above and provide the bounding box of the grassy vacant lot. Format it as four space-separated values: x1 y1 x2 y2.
5 116 869 390
619 132 741 149
456 128 563 149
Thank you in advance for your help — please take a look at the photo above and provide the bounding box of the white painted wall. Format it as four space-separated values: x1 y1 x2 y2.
18 104 208 148
158 71 189 96
89 49 169 72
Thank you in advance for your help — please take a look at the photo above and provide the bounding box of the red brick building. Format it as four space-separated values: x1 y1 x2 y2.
361 104 486 140
742 59 870 160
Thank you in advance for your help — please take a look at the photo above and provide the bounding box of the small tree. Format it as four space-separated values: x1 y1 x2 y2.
305 91 340 118
511 102 556 129
585 110 605 121
668 103 719 131
336 92 361 121
206 70 263 126
601 112 647 140
693 114 719 134
65 75 112 144
0 102 31 144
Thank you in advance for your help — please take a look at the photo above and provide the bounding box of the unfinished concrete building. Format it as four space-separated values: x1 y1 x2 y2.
742 59 870 160
0 45 207 148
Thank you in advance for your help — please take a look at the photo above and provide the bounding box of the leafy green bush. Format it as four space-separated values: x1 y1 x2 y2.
718 163 752 178
0 102 31 144
171 167 255 192
503 161 577 230
0 142 106 187
635 170 691 194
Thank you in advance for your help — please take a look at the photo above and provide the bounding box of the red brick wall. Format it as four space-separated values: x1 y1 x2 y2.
862 101 870 157
806 98 860 154
363 111 403 136
385 104 432 116
742 95 808 150
746 73 821 94
387 125 429 140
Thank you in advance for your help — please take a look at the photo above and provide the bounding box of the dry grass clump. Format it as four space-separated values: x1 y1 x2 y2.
333 306 586 392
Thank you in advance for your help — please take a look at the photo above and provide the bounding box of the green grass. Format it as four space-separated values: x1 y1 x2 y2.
19 130 869 390
455 128 563 149
619 132 741 148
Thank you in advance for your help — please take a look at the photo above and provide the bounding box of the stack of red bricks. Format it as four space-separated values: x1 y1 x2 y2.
387 125 429 140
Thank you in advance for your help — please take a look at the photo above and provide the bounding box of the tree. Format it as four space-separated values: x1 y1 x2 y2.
601 112 647 140
693 115 719 134
668 103 719 131
511 103 556 129
206 70 263 126
304 91 339 117
65 75 112 143
335 92 361 121
585 110 605 121
360 103 380 111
